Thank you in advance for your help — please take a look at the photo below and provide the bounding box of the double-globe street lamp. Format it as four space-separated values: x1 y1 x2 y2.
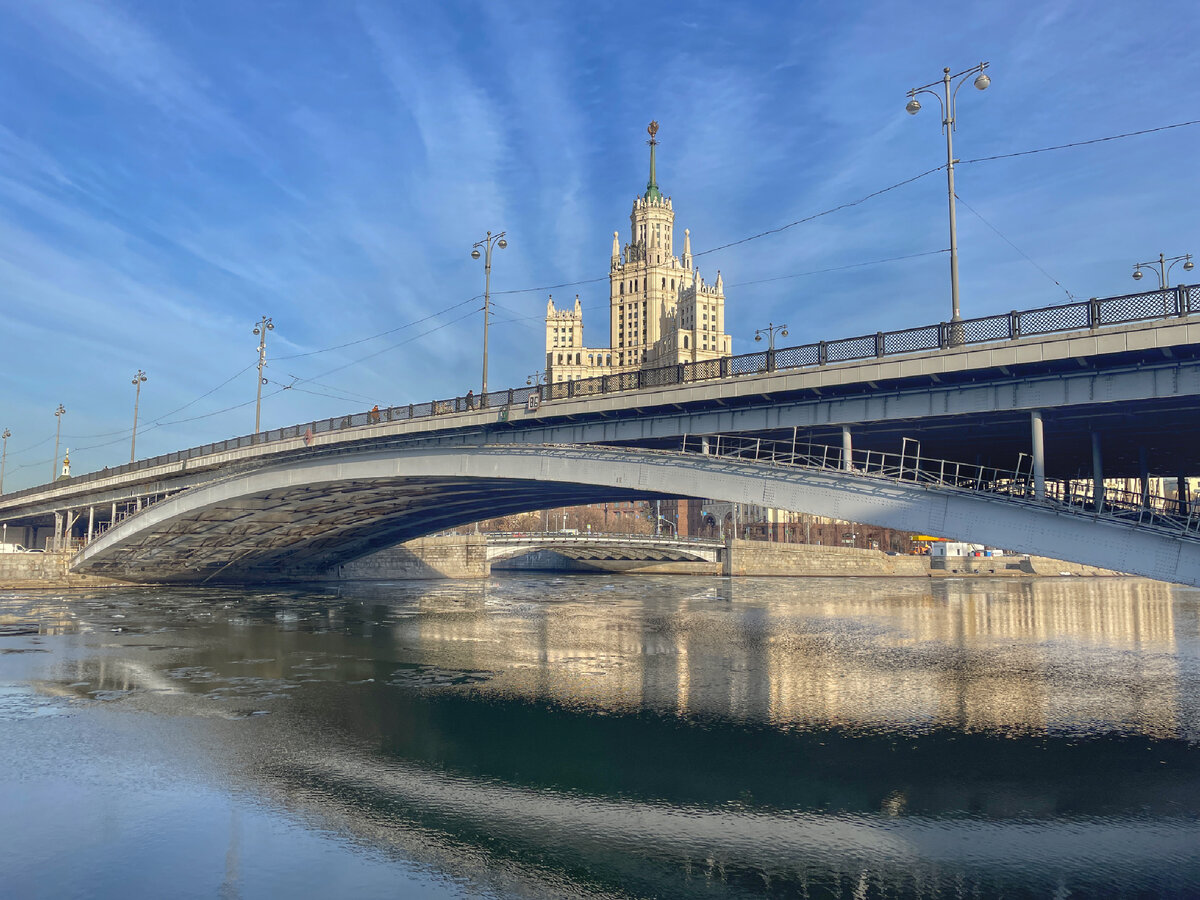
755 322 789 372
52 404 66 482
1132 252 1194 288
754 323 789 350
130 370 147 463
253 316 274 433
906 62 992 330
471 230 507 400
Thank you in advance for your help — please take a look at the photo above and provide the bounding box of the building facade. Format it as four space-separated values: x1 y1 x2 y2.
545 122 731 384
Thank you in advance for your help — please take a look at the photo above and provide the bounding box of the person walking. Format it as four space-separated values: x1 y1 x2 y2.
465 390 475 410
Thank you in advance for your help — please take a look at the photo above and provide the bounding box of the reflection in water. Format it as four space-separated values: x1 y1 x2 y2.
3 576 1200 897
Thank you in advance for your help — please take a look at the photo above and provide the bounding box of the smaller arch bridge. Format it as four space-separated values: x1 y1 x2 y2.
485 533 723 564
72 439 1200 586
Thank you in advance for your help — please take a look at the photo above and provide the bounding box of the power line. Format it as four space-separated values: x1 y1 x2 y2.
272 295 483 360
954 193 1076 301
692 166 946 258
959 119 1200 164
728 249 949 288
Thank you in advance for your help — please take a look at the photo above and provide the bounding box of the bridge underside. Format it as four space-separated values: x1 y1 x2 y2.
75 473 661 583
73 445 1200 586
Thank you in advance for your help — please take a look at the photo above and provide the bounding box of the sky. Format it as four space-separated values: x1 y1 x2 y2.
0 0 1196 491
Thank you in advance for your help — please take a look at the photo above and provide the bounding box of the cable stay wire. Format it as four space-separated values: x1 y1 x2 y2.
959 119 1200 165
954 193 1077 301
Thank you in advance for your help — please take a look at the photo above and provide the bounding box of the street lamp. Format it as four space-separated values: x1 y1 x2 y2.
754 323 789 351
130 370 147 463
52 404 66 482
252 316 274 433
0 428 10 494
526 370 545 386
1132 252 1194 288
906 62 992 328
471 230 507 400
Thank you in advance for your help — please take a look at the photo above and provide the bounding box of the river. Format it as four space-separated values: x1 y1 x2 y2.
2 574 1199 898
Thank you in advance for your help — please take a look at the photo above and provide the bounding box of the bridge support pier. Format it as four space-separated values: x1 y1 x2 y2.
1030 411 1046 500
87 506 94 544
842 426 853 472
1091 431 1104 514
1140 447 1150 507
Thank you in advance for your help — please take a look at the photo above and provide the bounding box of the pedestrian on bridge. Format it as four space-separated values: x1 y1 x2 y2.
466 390 475 410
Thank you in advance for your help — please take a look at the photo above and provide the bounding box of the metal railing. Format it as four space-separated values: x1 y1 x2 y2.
680 434 1200 541
485 531 721 547
2 282 1196 505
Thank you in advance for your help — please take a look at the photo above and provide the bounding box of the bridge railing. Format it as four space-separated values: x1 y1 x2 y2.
485 531 721 545
681 434 1200 541
3 283 1196 505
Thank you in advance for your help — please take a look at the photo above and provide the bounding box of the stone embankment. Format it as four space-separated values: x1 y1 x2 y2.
0 536 1130 589
0 550 131 590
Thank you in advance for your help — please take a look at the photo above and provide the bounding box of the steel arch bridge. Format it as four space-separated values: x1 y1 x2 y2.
73 441 1200 585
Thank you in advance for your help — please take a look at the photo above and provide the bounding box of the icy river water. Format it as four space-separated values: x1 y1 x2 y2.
3 574 1200 898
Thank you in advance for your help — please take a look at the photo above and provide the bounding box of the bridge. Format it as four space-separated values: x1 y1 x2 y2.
1 283 1198 585
485 532 723 564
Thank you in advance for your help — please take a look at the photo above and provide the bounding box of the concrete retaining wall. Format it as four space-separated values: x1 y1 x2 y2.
0 550 130 590
724 540 930 577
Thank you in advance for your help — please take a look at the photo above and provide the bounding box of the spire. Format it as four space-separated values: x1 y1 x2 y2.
644 121 662 201
683 228 692 268
715 270 723 292
574 294 581 314
547 294 555 313
612 230 620 262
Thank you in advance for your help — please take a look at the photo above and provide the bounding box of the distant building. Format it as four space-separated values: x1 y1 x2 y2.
544 122 731 384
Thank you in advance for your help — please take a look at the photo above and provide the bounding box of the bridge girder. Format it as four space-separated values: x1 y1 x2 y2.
73 444 1200 586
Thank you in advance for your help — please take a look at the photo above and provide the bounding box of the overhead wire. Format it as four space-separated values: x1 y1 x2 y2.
954 193 1077 301
959 119 1200 165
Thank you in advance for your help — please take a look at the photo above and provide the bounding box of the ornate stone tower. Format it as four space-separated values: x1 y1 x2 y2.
544 122 731 383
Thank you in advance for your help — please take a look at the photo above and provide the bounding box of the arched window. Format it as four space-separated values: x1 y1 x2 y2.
620 283 624 295
684 335 689 349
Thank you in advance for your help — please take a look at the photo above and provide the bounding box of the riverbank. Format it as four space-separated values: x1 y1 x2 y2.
1 536 1131 590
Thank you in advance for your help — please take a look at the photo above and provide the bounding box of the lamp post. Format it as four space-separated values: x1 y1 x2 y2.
754 323 789 351
1132 252 1194 288
130 370 147 463
526 370 544 386
0 428 9 494
253 316 274 433
471 230 507 399
906 62 992 328
52 404 65 482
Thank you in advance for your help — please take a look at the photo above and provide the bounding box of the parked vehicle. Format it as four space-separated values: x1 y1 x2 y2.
0 542 29 553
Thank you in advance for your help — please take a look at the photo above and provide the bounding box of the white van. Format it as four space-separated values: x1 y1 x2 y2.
0 542 29 553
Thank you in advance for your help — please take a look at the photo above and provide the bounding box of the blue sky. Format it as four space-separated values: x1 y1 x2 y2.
0 0 1196 490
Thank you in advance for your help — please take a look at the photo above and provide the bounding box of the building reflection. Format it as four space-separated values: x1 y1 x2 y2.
6 576 1188 742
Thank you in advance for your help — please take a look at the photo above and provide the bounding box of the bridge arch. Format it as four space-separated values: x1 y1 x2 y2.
75 444 1200 585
